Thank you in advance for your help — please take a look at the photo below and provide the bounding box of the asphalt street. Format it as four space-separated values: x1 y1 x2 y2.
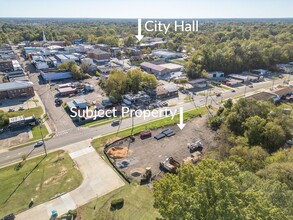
0 78 286 167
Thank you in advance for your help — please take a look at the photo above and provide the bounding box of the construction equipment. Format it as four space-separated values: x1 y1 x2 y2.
160 157 180 173
140 167 152 184
187 140 203 151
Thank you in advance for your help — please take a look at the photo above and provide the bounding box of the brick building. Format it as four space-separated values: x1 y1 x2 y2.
0 81 34 99
0 59 13 72
87 49 111 62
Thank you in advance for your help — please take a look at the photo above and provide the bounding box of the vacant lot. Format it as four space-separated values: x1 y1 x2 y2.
106 115 217 182
0 150 82 217
0 107 49 149
77 183 160 220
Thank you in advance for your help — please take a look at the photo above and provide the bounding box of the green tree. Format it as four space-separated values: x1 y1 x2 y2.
154 160 286 220
263 122 286 152
244 116 266 146
229 146 268 172
80 61 91 74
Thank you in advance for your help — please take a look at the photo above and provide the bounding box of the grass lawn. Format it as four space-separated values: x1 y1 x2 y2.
170 58 187 65
7 106 43 118
82 115 130 128
30 124 49 141
77 183 160 220
92 106 207 152
0 150 82 216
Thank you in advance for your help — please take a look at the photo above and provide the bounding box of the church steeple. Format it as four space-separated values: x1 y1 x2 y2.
43 31 47 42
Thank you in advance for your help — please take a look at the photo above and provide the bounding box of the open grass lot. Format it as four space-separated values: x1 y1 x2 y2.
170 58 187 65
91 106 207 152
77 183 160 220
7 106 44 118
30 124 48 141
0 150 82 217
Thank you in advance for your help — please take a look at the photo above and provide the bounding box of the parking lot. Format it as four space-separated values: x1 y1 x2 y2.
0 96 41 112
105 114 217 182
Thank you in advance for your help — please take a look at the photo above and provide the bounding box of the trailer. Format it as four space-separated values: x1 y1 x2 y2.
160 157 180 173
140 130 152 139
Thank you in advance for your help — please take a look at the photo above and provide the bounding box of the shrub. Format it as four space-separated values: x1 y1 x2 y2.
110 198 124 210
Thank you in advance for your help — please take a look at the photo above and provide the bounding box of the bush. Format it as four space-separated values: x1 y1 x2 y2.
110 198 124 210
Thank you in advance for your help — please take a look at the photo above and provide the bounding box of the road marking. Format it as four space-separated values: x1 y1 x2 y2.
69 146 95 159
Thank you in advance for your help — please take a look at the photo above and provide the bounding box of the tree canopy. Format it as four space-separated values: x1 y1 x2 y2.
154 159 290 220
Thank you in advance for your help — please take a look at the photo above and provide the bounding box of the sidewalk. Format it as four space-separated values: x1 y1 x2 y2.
16 139 125 220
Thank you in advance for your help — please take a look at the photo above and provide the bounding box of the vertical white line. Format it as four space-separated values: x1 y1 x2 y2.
138 18 142 35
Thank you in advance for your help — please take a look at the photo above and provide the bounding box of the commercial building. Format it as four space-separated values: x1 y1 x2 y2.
40 70 72 82
228 74 259 83
67 98 88 109
0 81 34 99
155 81 179 98
94 44 111 51
152 50 182 59
188 79 208 88
140 62 169 76
207 71 224 78
87 49 111 62
123 92 151 105
9 115 36 130
159 63 183 72
0 59 13 72
57 86 77 96
5 70 26 80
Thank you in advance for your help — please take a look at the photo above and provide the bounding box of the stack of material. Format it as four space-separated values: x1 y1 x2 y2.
183 152 202 164
107 146 128 159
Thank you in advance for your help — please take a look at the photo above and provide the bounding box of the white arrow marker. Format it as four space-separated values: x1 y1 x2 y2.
177 107 186 130
135 18 144 42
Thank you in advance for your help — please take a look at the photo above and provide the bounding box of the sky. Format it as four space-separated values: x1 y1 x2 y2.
0 0 292 18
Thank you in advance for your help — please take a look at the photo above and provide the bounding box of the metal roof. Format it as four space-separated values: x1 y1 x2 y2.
0 81 33 92
141 62 166 72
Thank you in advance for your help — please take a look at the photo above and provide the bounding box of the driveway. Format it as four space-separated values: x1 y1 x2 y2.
16 139 125 220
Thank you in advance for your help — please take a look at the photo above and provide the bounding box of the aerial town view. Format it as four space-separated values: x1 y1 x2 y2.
0 0 293 219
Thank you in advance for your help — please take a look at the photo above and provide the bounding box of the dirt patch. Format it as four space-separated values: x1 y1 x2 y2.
106 137 123 146
43 166 68 185
107 146 130 159
0 130 31 149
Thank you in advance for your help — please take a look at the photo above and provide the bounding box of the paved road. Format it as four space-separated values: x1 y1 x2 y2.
16 140 125 220
29 73 77 134
0 78 287 167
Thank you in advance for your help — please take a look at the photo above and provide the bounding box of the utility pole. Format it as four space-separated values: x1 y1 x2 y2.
38 119 47 155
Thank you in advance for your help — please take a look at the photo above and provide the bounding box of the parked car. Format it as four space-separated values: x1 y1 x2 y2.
216 93 221 97
248 84 253 88
231 89 236 92
111 120 120 126
161 101 168 107
8 108 15 112
34 141 44 148
55 98 63 106
19 106 25 110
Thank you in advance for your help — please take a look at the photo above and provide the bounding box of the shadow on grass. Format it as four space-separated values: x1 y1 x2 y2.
4 154 47 205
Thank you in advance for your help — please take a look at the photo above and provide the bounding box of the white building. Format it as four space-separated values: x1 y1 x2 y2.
207 71 224 78
12 60 22 71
